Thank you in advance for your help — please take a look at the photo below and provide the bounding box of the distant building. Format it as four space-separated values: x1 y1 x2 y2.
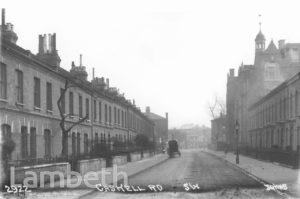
211 114 226 150
143 106 168 145
168 125 211 149
226 25 300 149
168 128 187 149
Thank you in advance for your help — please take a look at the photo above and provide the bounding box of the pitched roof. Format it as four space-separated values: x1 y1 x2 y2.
265 40 278 53
144 112 166 120
255 30 266 42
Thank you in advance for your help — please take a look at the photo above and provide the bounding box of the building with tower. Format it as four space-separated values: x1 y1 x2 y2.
226 22 300 150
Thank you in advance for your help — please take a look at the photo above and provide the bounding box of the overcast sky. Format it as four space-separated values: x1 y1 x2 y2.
3 0 300 128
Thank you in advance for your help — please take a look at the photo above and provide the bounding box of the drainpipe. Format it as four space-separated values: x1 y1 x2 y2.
90 68 95 153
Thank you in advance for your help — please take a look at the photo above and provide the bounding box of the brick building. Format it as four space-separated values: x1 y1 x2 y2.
168 125 210 149
0 9 154 162
226 25 300 149
211 114 226 150
143 106 168 145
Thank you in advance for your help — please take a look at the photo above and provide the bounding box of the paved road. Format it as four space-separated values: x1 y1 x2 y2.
82 150 283 198
126 150 261 192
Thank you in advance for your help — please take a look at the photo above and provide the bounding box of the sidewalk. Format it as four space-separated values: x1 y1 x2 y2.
206 149 300 197
1 153 168 199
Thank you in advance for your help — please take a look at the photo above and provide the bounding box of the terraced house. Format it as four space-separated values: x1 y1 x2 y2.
0 9 154 163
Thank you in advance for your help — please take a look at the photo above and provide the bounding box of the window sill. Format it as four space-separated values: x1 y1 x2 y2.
0 98 8 103
47 110 53 114
16 102 25 106
34 106 42 111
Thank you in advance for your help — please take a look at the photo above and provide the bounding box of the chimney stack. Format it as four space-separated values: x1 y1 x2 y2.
80 54 82 66
92 68 95 80
48 33 52 53
1 9 18 44
229 69 234 77
52 33 56 51
146 106 150 113
106 78 109 88
2 8 5 26
37 33 61 68
278 40 285 50
43 34 47 52
39 35 43 53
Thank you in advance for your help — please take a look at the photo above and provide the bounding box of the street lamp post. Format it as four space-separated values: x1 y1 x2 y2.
235 120 239 164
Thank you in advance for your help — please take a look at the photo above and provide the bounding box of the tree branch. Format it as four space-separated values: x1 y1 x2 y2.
65 114 89 133
57 80 69 129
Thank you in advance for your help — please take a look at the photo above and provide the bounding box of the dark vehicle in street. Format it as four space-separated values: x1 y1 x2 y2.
167 140 181 158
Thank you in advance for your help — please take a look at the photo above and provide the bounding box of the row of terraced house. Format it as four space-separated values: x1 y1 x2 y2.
0 9 156 164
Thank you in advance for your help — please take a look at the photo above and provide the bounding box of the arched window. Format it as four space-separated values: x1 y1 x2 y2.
64 133 68 156
72 132 76 156
21 126 28 158
296 91 298 116
84 133 88 154
30 127 36 158
44 129 51 158
95 133 98 144
1 124 11 139
77 133 80 155
1 124 13 160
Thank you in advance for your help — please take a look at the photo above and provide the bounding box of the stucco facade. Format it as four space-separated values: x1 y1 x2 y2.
0 9 154 162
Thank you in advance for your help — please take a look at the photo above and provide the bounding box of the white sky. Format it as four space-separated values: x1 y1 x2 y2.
3 0 300 128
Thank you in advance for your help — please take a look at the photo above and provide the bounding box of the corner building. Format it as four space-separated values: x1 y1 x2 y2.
226 26 300 149
0 9 154 161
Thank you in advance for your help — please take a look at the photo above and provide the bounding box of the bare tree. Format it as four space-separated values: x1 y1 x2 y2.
57 80 88 156
208 95 226 144
208 95 226 119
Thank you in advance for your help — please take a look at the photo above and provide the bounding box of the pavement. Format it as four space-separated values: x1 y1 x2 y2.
0 153 168 199
205 149 300 198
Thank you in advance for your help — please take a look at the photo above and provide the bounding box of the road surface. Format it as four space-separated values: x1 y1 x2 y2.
82 149 283 198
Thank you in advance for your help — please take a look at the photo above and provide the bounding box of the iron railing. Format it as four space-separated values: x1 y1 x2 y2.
240 146 300 169
8 146 155 169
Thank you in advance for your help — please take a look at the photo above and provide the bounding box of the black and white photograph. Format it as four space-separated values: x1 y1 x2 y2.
1 0 300 198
